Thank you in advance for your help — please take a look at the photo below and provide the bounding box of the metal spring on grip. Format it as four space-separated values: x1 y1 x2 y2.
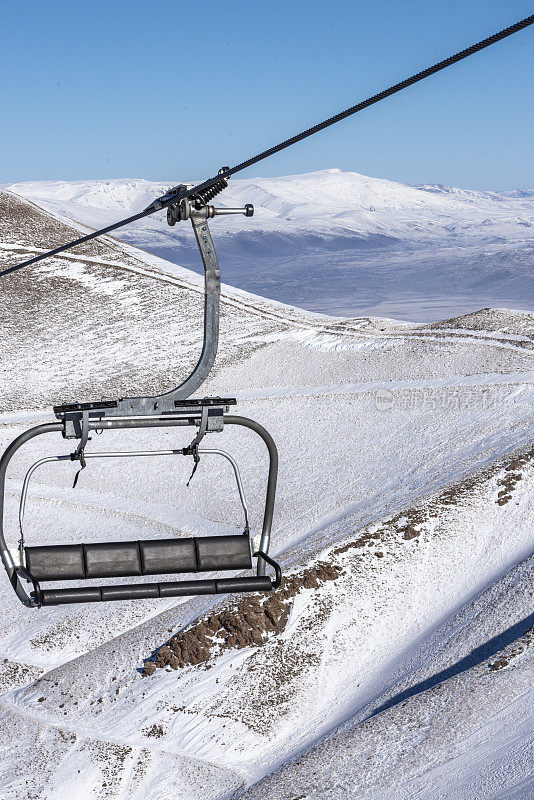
191 178 228 209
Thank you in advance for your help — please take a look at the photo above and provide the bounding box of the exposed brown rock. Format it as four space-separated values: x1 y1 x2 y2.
489 658 508 670
143 724 165 738
402 524 419 540
142 560 342 675
495 470 522 505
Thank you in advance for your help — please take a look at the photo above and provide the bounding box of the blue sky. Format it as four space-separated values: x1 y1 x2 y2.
1 1 533 189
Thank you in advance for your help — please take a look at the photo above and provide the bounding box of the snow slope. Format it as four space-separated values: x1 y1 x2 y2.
4 169 534 321
0 190 532 799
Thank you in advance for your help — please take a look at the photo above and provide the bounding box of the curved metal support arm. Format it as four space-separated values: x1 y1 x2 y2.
112 209 221 416
224 415 278 576
52 203 253 427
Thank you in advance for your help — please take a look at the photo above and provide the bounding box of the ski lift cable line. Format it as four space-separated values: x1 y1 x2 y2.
2 13 533 279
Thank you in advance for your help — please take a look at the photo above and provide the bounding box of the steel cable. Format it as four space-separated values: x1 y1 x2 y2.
2 13 533 278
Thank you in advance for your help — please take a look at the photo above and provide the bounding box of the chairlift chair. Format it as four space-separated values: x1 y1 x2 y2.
0 177 281 607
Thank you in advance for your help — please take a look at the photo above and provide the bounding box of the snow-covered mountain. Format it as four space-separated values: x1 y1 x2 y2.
0 188 532 799
4 169 534 321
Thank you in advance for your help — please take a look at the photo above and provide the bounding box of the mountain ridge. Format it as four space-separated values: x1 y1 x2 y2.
5 169 533 321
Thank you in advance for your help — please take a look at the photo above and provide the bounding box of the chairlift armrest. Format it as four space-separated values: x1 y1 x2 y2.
11 566 42 608
254 550 282 589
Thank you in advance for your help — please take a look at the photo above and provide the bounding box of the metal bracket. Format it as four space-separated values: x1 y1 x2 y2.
53 191 254 435
70 409 90 486
59 397 234 439
184 405 208 486
187 405 209 450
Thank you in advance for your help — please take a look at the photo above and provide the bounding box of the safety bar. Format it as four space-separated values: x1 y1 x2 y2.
18 447 250 555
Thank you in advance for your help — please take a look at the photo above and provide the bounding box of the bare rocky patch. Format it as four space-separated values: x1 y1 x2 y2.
495 451 532 505
143 443 534 678
142 561 341 675
0 658 43 693
143 723 165 738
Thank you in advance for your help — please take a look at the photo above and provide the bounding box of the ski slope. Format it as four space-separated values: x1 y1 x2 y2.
0 188 532 799
4 169 534 321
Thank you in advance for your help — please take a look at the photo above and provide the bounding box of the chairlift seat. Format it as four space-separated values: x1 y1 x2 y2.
25 535 252 582
21 534 279 606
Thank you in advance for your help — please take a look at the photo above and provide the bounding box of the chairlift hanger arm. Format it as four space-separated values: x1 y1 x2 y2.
51 198 252 423
2 13 532 279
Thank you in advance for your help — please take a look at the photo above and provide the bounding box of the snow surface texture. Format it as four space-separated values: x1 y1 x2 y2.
4 169 534 321
0 190 532 799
